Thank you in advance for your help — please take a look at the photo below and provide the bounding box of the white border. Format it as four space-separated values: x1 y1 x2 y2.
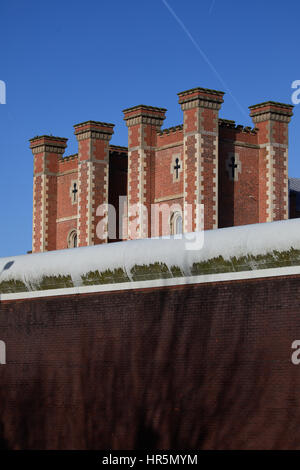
1 265 300 302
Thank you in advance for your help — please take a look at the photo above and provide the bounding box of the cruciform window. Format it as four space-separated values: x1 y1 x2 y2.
170 154 183 183
70 180 78 204
226 153 242 181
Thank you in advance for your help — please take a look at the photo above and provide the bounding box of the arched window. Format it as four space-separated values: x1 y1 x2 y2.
170 212 183 236
67 229 78 248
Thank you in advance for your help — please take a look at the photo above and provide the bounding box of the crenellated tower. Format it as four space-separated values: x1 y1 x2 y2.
30 135 68 253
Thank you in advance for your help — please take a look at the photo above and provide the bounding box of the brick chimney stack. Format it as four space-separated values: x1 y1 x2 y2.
249 101 293 222
30 135 68 253
178 87 224 231
123 105 166 239
74 121 114 246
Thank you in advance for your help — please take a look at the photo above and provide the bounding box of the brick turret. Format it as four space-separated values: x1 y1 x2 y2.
178 87 224 231
30 135 68 252
249 102 293 222
74 121 114 246
123 105 166 239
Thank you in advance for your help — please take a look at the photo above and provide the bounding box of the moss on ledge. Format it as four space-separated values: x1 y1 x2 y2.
191 248 300 276
1 248 300 295
170 265 184 278
131 263 173 282
0 279 28 294
34 275 74 291
81 268 130 286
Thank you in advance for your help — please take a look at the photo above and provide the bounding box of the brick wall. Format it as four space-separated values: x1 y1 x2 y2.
155 129 184 202
56 156 78 250
108 147 128 241
0 274 300 449
218 123 259 227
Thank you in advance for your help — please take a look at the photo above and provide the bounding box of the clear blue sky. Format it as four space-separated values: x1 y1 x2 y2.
0 0 299 257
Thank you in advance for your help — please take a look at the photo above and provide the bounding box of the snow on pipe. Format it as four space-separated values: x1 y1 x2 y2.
0 218 300 288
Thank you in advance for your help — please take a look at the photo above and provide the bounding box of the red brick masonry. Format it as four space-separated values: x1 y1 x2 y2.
0 274 299 449
30 88 294 252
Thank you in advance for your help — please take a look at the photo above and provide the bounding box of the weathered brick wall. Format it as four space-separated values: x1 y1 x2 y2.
155 129 184 202
56 156 78 250
30 136 68 253
108 148 128 242
124 105 166 239
57 157 78 220
218 124 259 227
0 274 300 449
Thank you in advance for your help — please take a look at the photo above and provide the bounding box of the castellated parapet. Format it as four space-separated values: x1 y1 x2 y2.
30 87 294 252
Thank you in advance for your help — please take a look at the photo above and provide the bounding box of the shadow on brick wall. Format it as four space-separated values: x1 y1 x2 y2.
0 278 299 449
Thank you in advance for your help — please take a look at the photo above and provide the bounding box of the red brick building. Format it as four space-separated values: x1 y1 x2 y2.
30 87 295 253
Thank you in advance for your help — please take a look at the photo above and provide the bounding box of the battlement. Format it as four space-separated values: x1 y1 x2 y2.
218 119 258 134
58 153 78 163
109 145 128 154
